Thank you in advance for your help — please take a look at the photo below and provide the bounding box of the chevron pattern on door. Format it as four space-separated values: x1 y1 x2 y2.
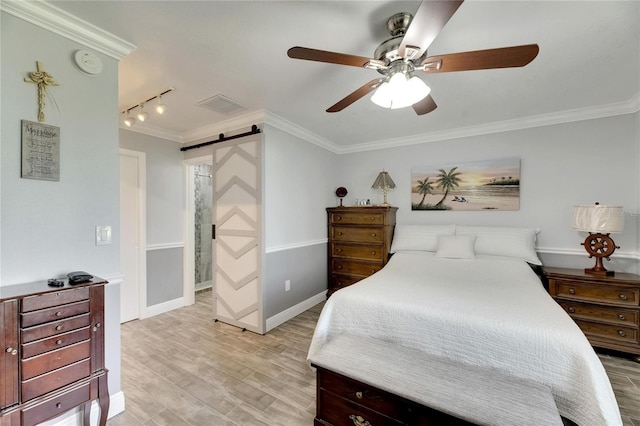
212 137 263 334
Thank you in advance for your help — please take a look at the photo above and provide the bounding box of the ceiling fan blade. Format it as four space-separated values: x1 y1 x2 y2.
399 0 464 59
413 95 437 115
288 46 376 68
422 44 539 73
327 79 384 113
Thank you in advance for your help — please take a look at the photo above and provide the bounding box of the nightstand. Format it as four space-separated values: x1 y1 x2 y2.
326 206 397 296
544 266 640 356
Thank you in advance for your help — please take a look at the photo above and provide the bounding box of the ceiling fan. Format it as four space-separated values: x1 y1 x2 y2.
287 0 539 115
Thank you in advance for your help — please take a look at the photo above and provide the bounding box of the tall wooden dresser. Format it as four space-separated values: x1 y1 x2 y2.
0 277 109 426
326 206 397 296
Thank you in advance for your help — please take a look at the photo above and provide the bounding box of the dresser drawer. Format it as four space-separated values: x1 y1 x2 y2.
332 227 384 243
21 382 91 426
329 211 384 225
332 260 382 277
21 288 90 313
21 314 90 344
22 327 91 359
22 341 91 380
21 301 90 328
552 280 639 306
22 359 91 402
558 301 639 326
318 389 403 426
331 275 364 291
332 243 384 261
574 320 638 344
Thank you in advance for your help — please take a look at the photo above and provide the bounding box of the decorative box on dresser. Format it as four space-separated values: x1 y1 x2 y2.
0 277 109 426
326 206 397 296
544 267 640 357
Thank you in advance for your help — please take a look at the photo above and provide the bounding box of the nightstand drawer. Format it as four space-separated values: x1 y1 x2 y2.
318 389 403 426
332 260 382 277
558 301 639 326
332 227 384 243
332 243 384 261
574 320 638 344
329 212 384 225
553 280 639 306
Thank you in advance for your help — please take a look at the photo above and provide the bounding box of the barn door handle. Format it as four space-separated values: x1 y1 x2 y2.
212 224 216 240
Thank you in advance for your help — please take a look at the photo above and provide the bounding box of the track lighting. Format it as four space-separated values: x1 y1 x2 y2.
121 87 173 127
136 103 149 122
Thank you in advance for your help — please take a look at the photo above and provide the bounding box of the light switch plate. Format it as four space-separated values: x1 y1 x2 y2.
96 226 112 246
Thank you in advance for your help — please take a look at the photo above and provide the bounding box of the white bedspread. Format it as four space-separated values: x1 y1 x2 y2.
308 251 622 426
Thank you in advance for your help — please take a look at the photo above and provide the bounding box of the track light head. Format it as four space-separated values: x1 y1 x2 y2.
156 95 167 114
123 111 136 127
137 103 149 122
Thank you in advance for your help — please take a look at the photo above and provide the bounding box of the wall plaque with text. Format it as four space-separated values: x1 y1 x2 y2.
21 120 60 181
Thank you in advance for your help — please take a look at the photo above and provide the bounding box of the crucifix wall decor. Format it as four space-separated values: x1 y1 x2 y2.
24 61 58 122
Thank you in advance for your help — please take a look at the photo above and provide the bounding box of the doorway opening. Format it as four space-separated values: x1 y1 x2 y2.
193 163 213 292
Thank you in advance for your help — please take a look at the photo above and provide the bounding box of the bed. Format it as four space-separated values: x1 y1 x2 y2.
308 225 622 426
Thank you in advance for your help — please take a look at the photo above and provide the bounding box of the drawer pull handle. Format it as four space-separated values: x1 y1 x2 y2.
370 217 375 221
56 403 61 408
337 249 343 253
337 216 342 220
620 294 628 301
55 311 62 317
55 325 63 331
371 251 376 255
568 307 575 313
619 330 626 337
56 339 63 345
370 233 376 237
349 415 371 426
355 391 363 399
338 232 343 236
5 347 17 356
568 288 575 294
337 265 342 269
619 314 627 321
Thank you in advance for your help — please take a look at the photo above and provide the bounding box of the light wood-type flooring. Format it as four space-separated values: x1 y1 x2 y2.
108 290 640 425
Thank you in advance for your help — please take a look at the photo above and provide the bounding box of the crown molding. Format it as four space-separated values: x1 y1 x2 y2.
338 94 640 154
120 122 184 143
0 0 135 60
262 111 341 154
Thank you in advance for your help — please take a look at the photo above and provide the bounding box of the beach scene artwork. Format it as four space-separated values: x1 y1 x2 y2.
411 158 520 211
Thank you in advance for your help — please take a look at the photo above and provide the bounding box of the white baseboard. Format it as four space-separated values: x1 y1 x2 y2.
266 291 326 332
40 391 125 426
141 297 185 319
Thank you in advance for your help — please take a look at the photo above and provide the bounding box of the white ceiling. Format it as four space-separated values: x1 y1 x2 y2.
51 0 639 149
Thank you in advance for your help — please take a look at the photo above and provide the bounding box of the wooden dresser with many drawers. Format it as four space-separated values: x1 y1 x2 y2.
545 266 640 357
0 277 109 426
326 206 397 296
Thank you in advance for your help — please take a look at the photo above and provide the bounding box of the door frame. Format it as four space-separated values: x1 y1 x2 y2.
119 148 147 322
183 155 213 306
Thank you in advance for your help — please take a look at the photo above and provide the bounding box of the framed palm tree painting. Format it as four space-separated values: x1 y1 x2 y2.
411 158 520 211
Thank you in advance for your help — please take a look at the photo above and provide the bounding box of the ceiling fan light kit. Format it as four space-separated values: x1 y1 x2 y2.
287 0 539 115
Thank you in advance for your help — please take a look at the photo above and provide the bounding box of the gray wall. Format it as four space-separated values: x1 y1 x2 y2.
1 10 122 396
336 113 640 273
120 129 185 307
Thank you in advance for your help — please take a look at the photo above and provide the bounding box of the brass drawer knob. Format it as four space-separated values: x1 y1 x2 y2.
618 330 626 337
337 216 342 220
568 307 575 313
371 251 376 255
620 294 628 301
355 391 363 399
619 314 627 321
370 233 376 237
55 325 63 331
349 415 371 426
56 403 61 408
337 265 343 269
56 339 63 345
55 311 62 317
5 347 17 356
337 249 343 253
338 232 343 236
568 288 576 294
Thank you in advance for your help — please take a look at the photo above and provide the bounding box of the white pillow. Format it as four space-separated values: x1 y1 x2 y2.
436 235 476 259
390 224 456 253
455 225 541 265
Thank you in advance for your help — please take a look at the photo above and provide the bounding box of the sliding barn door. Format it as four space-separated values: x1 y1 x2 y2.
212 135 264 334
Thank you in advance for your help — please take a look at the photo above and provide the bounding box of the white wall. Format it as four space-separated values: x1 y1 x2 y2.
1 9 122 408
337 113 640 273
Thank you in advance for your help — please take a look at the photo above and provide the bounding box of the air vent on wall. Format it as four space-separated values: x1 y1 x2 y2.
197 94 247 115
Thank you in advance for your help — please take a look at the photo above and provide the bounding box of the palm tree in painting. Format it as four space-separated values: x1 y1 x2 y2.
415 178 433 206
435 167 462 207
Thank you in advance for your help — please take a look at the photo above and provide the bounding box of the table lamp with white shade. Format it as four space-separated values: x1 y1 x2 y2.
572 203 624 276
